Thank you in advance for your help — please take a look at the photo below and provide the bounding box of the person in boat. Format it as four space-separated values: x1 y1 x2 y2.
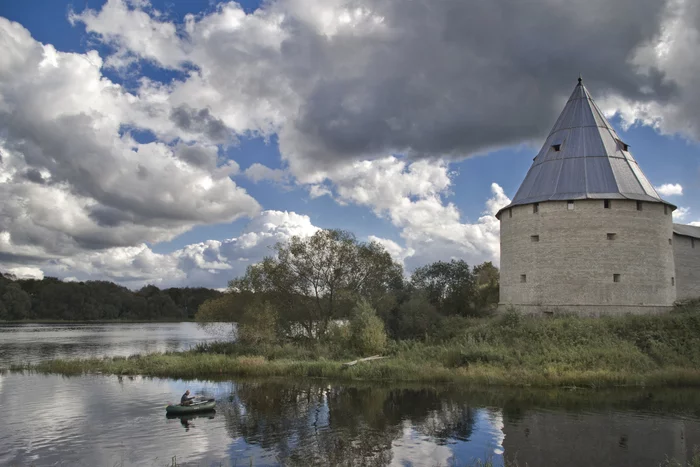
181 390 195 406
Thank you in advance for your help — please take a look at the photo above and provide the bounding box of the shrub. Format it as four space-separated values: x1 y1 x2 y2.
673 298 700 314
349 299 388 356
238 301 279 345
396 292 440 340
326 321 352 356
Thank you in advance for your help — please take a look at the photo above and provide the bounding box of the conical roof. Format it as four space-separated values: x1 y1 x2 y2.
498 77 674 216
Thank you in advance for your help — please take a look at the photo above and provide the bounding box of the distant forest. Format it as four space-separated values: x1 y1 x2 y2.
0 273 222 321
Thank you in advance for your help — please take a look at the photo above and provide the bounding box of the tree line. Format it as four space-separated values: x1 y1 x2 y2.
197 229 500 350
0 274 222 321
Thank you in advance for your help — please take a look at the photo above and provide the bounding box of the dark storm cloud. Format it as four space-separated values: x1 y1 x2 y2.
173 143 218 169
277 0 675 164
170 105 230 144
88 206 134 228
22 168 46 184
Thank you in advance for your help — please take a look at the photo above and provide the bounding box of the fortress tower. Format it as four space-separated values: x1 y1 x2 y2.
496 78 678 315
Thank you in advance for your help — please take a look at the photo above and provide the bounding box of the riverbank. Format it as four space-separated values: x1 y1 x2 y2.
11 308 700 388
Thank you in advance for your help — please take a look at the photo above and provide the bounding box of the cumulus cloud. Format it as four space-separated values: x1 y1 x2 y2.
0 17 259 264
656 183 684 196
68 0 699 182
18 210 321 289
310 157 509 270
368 236 415 268
4 0 700 285
244 163 287 183
673 206 690 221
5 266 44 280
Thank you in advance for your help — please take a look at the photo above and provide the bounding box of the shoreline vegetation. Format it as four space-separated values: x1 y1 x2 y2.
12 305 700 389
0 272 222 321
5 229 700 390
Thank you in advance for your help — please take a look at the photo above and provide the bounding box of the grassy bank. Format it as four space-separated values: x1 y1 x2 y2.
12 308 700 388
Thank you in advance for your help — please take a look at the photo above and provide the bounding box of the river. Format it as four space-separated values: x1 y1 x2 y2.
0 322 223 366
1 323 700 467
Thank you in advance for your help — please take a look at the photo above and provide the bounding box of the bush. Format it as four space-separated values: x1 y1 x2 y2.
396 292 440 340
349 299 388 356
326 321 352 356
673 298 700 314
238 301 279 345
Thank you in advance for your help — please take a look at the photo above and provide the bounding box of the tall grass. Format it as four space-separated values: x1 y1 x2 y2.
13 305 700 388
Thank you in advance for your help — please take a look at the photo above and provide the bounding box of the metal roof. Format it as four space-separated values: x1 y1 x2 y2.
673 223 700 240
497 77 675 217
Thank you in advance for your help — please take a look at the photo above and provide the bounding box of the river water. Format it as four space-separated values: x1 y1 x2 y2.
1 323 700 467
0 322 222 366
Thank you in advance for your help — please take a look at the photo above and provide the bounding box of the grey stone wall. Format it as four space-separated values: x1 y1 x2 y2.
498 199 676 314
673 233 700 301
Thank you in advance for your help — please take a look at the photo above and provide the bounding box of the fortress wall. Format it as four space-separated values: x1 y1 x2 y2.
673 233 700 301
498 199 676 314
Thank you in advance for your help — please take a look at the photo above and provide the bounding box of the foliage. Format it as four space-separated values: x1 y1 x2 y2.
20 307 700 387
395 291 440 340
349 299 387 356
410 259 477 316
238 301 280 346
0 282 32 320
472 261 500 313
0 272 222 321
230 229 403 339
673 298 700 314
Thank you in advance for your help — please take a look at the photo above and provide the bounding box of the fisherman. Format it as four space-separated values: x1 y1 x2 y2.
181 389 195 406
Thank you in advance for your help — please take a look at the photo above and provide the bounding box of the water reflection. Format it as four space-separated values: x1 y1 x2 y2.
166 412 217 432
2 374 700 466
220 382 498 466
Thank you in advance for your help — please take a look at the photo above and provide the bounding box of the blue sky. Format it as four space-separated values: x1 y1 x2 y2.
0 0 698 289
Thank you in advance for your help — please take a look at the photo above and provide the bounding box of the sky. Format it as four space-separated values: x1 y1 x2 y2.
0 0 698 290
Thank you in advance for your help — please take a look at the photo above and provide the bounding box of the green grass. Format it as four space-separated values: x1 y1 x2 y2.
12 307 700 388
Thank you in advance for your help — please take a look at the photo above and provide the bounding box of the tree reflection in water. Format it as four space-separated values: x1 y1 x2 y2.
219 382 477 466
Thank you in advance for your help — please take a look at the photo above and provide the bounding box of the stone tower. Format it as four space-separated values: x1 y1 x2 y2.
496 78 677 315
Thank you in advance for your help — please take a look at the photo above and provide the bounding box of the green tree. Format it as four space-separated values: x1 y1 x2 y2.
410 259 477 316
349 299 388 356
396 292 441 340
238 301 279 345
473 261 499 313
0 283 32 320
231 229 403 339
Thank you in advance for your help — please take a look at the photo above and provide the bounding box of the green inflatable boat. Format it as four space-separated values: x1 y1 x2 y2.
166 398 216 414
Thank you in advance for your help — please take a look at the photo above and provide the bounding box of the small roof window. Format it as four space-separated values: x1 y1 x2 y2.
552 144 562 152
617 139 630 152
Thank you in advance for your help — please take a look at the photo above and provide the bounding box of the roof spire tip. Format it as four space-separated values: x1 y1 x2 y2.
578 73 583 84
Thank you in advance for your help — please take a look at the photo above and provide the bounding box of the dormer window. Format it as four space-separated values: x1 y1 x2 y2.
552 144 561 152
617 139 630 152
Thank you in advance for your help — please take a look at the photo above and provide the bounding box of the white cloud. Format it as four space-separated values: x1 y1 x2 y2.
68 0 700 183
655 183 684 196
368 236 415 267
673 206 690 220
690 221 700 227
0 17 260 262
312 157 509 271
308 184 332 199
5 267 44 280
3 0 700 285
244 163 287 183
29 210 320 289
